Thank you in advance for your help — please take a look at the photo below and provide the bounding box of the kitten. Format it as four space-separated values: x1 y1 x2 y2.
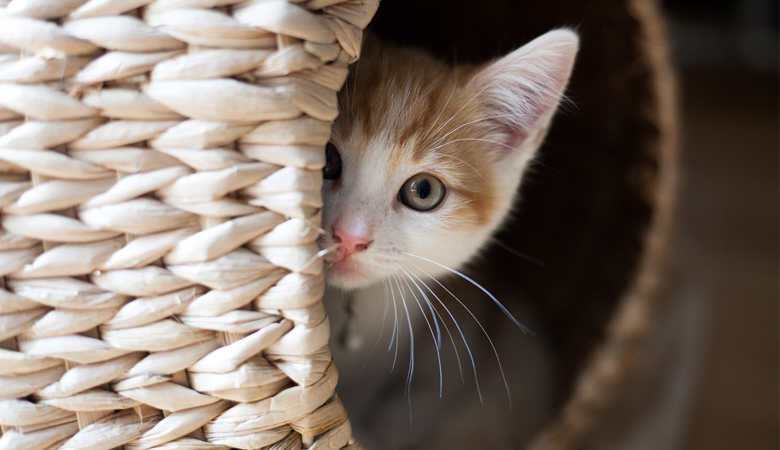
321 29 578 290
320 30 579 448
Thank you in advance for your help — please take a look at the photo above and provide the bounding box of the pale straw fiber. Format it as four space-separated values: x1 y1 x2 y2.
0 0 378 448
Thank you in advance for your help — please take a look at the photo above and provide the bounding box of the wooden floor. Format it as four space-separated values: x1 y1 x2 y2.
677 67 779 450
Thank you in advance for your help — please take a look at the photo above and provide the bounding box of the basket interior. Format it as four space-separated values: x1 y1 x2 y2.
371 0 660 407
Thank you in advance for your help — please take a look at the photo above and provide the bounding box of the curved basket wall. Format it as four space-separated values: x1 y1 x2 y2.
0 1 377 449
370 0 677 448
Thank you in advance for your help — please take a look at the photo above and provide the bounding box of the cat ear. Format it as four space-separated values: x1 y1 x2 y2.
469 29 579 151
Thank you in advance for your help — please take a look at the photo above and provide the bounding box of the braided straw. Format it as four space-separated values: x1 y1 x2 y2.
0 0 378 448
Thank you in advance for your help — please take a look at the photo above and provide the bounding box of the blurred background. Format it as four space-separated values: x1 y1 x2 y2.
663 0 778 448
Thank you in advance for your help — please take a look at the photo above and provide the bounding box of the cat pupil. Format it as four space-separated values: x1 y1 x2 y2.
324 143 341 180
417 180 431 199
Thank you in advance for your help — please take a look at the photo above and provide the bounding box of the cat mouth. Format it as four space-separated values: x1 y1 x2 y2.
325 257 369 284
324 255 392 289
328 259 360 276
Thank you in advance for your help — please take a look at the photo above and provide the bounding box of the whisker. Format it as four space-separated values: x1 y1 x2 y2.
402 264 465 384
397 265 444 398
421 63 460 147
397 267 442 351
389 271 400 371
528 155 560 173
429 113 522 147
406 260 514 409
303 217 327 236
421 79 457 146
300 246 338 272
491 239 545 267
353 278 390 383
432 153 488 183
400 265 442 349
402 264 482 403
431 138 518 154
391 271 415 421
402 252 533 334
399 264 447 352
427 75 505 145
386 278 395 350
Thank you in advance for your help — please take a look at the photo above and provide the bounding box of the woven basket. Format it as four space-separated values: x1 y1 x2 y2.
0 1 377 449
0 0 678 448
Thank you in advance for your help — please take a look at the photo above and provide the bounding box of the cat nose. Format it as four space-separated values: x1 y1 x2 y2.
332 225 373 254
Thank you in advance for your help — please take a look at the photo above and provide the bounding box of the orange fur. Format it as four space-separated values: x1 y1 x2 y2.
333 38 498 227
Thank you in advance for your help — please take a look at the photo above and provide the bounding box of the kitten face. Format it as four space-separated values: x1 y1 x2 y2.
321 30 579 290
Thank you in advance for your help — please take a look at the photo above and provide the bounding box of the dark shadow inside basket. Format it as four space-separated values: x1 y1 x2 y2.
369 0 660 418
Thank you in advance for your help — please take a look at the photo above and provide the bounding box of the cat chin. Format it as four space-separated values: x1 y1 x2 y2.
325 272 379 291
324 264 383 291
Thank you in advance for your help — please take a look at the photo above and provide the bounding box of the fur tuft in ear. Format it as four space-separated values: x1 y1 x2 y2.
470 28 579 150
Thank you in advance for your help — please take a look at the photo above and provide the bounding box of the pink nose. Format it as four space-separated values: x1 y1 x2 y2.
333 225 373 254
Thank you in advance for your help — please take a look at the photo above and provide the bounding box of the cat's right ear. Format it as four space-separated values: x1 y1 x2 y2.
469 29 579 154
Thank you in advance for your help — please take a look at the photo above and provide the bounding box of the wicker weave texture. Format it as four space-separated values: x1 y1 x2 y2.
0 0 377 448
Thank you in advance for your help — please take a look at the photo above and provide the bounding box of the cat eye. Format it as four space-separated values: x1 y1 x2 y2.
324 142 341 180
399 173 446 211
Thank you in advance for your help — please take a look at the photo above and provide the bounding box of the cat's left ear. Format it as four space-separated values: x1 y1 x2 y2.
469 29 579 154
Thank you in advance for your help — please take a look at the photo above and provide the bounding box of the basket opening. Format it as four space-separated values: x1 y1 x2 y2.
370 0 660 405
